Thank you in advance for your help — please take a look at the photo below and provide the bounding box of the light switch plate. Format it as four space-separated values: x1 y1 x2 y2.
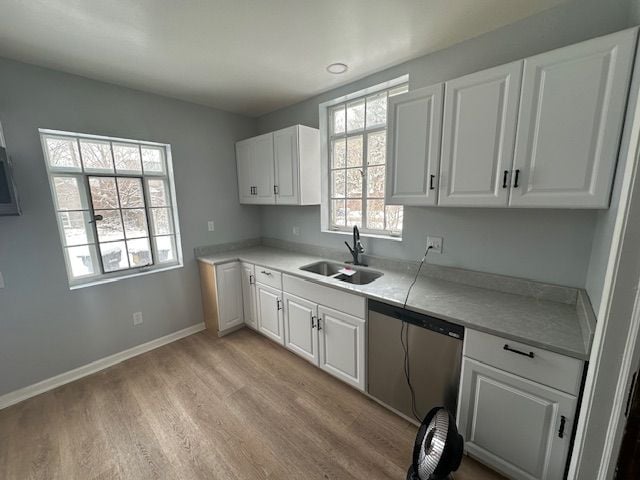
426 236 443 254
133 312 143 325
208 221 215 232
0 272 4 289
292 226 300 236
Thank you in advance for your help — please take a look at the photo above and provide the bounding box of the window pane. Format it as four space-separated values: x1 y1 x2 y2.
53 176 85 210
122 209 149 239
150 208 174 235
331 170 345 198
127 238 152 267
367 131 386 165
385 205 404 232
346 199 362 227
367 199 385 230
389 84 409 97
346 100 365 132
147 179 169 207
366 92 387 128
154 235 177 263
367 165 385 197
66 245 97 278
100 241 129 272
95 209 124 242
59 211 93 246
346 168 362 198
331 106 346 135
117 177 144 208
332 139 346 168
89 177 119 209
80 139 114 172
141 146 165 174
332 199 345 227
346 135 363 167
45 136 81 170
113 143 142 173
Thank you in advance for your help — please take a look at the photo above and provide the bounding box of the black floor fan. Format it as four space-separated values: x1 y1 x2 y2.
407 407 464 480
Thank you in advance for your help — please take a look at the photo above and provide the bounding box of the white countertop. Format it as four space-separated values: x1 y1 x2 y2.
198 246 591 360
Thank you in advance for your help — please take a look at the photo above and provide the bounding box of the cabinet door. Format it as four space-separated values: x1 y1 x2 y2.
510 28 637 208
439 62 523 207
317 305 365 391
273 126 300 205
457 358 577 480
253 133 276 204
215 262 244 332
240 263 257 330
283 293 318 364
256 282 284 344
236 139 256 204
386 83 444 206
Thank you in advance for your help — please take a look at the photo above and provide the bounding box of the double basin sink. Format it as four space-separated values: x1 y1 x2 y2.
299 261 383 285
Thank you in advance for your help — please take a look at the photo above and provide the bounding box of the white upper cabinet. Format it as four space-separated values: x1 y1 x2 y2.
236 125 320 205
386 83 444 206
439 62 523 207
510 28 637 208
253 133 276 204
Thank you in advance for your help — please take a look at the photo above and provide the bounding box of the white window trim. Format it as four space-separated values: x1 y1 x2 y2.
40 129 184 289
319 75 409 240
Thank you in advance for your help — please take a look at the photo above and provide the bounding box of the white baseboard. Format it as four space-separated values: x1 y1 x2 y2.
0 322 205 410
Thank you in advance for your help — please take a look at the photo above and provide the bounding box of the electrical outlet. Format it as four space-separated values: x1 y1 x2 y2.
0 272 4 289
207 221 215 232
427 236 443 254
133 311 143 326
292 226 300 236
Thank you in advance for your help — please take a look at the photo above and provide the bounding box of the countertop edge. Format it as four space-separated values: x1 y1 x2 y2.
196 254 590 361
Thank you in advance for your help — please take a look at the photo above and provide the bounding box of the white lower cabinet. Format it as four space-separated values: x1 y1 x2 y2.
256 282 284 344
215 262 244 332
240 263 257 330
317 306 366 391
458 330 580 480
283 293 319 364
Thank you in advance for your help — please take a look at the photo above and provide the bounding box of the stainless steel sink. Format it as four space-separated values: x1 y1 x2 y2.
299 261 383 285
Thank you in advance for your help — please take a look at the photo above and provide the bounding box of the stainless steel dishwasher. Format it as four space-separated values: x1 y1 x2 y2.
367 300 464 421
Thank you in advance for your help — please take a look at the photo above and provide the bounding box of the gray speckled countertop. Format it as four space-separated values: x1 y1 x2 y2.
197 246 592 360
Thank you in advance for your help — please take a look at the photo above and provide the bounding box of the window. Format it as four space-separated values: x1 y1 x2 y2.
322 78 408 237
40 130 182 287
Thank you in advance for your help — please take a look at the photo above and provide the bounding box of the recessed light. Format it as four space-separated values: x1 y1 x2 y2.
327 63 348 74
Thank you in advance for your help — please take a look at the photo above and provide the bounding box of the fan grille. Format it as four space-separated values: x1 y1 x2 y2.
417 409 449 478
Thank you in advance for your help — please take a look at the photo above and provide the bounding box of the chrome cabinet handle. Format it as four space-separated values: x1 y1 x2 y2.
503 344 534 358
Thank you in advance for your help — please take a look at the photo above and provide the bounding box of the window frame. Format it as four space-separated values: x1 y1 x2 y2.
319 75 409 240
40 129 183 289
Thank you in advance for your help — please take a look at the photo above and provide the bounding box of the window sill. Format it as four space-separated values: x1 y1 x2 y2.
321 229 403 242
69 262 183 290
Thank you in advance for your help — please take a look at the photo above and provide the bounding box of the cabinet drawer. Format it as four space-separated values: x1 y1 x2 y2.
464 329 583 395
283 274 365 319
255 266 282 289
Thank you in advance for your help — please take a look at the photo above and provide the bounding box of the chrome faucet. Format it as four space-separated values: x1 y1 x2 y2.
345 225 366 266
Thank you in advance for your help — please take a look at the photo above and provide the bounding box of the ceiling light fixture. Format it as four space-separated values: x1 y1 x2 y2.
326 63 348 74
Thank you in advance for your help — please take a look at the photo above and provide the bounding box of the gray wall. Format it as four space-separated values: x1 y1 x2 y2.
0 57 259 396
257 0 635 288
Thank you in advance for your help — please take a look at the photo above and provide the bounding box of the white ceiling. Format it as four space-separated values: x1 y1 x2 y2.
0 0 567 116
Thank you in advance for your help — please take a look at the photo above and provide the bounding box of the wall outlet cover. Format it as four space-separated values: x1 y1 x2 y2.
133 311 143 325
207 221 215 232
0 272 4 289
427 236 443 254
292 226 300 236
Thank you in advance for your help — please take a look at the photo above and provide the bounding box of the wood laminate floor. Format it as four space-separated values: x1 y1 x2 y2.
0 328 505 480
